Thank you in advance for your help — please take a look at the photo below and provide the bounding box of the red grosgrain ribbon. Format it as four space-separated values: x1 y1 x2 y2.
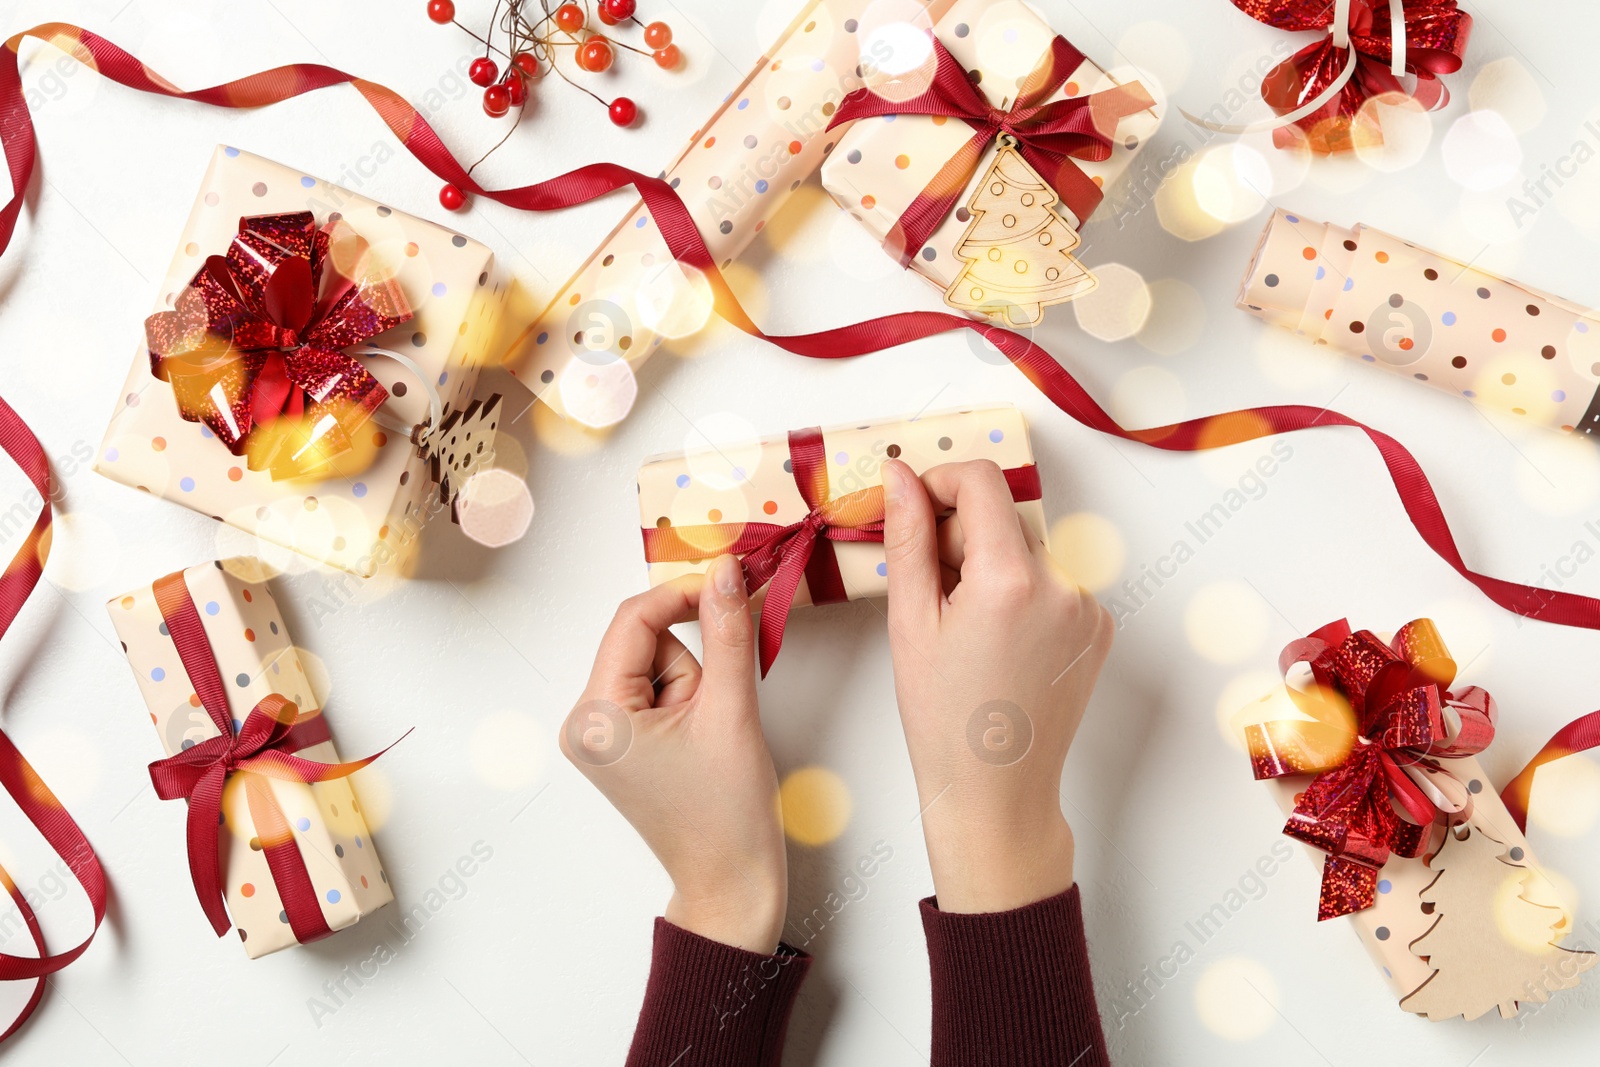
825 35 1154 264
1501 710 1600 833
9 29 1600 642
145 211 409 479
0 397 108 1043
640 428 1041 675
1225 0 1471 152
145 569 404 943
1246 618 1495 919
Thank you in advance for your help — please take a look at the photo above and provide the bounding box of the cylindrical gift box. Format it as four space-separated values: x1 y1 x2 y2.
517 0 956 428
1239 208 1600 435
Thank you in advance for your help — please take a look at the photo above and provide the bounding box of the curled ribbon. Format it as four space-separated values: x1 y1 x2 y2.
1246 618 1494 920
144 211 412 479
826 35 1155 265
1187 0 1471 152
641 427 1042 676
145 569 405 944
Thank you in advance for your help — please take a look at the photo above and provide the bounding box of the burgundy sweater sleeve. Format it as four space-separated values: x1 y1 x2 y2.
920 884 1109 1067
626 918 811 1067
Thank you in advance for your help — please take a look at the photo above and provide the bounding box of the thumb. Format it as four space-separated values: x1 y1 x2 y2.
698 554 758 698
882 460 941 625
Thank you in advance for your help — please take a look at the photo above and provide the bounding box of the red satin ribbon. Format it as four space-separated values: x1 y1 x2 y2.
1248 618 1495 919
825 35 1154 264
145 569 403 943
0 397 108 1043
1232 0 1472 152
641 427 1041 675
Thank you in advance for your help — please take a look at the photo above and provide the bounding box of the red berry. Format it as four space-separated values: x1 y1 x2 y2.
426 0 455 24
652 43 680 70
482 84 511 117
501 72 527 107
554 3 585 33
609 97 638 127
602 0 636 20
597 7 620 25
469 57 499 87
439 183 466 211
578 37 614 73
513 51 541 78
642 21 672 49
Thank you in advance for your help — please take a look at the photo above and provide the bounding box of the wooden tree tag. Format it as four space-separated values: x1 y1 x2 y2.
1399 817 1595 1021
943 143 1097 328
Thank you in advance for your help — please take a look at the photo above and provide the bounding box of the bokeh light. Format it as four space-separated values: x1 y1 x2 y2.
558 352 638 428
1514 432 1600 516
1351 92 1433 172
347 764 395 833
683 412 765 492
1155 157 1228 242
1074 263 1151 341
1442 110 1523 191
1214 671 1283 752
1136 279 1207 356
290 646 332 709
532 398 611 456
469 710 545 790
457 468 535 547
1047 512 1126 593
1192 143 1270 224
1469 58 1546 135
637 262 715 340
1194 956 1278 1040
780 766 852 846
1116 21 1189 95
1184 581 1269 665
1527 754 1600 838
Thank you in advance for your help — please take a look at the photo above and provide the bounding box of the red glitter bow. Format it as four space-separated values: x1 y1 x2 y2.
1246 618 1495 919
144 211 411 479
641 427 1042 676
1232 0 1472 152
145 569 404 943
827 36 1154 265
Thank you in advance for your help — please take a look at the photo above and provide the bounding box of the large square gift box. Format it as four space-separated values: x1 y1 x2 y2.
109 559 392 957
637 404 1044 673
96 146 512 576
820 0 1162 326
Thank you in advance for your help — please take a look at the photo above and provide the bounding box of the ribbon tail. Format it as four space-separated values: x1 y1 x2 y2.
1318 854 1379 920
184 764 232 937
756 529 817 678
242 773 333 946
239 728 412 783
1501 709 1600 832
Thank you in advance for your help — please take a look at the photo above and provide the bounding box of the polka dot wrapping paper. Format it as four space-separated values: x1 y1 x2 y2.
95 146 512 576
636 404 1044 603
818 0 1163 306
517 0 940 428
106 559 392 959
1239 208 1600 435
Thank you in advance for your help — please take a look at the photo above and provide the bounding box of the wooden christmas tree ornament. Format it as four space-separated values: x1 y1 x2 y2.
943 139 1098 328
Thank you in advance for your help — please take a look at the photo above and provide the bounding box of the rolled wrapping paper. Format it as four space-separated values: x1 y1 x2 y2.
1240 208 1600 434
516 0 958 428
819 0 1162 295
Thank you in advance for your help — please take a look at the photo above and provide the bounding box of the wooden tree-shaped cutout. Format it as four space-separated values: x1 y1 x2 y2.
1400 819 1595 1021
943 143 1097 328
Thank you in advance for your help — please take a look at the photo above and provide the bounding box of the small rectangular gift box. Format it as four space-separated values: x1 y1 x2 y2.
1239 619 1595 1020
96 146 513 576
637 404 1044 673
1239 207 1600 436
108 559 392 958
820 0 1162 327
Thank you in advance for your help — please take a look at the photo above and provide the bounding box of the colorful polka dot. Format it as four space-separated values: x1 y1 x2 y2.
835 451 849 465
1452 356 1468 368
708 509 723 523
861 195 875 210
1342 277 1354 292
224 146 240 157
236 673 251 687
1377 879 1391 894
1374 251 1389 263
242 589 253 603
1313 266 1324 280
353 482 368 498
295 817 311 832
1492 329 1507 342
763 500 778 515
151 667 166 681
326 889 342 904
227 466 243 482
104 448 119 462
894 154 910 169
431 282 446 297
989 429 1003 443
1301 247 1316 260
241 882 256 897
244 628 256 642
1442 312 1457 325
180 477 196 492
151 436 167 451
252 182 268 197
876 562 888 577
675 474 690 488
1264 273 1280 287
1476 287 1491 299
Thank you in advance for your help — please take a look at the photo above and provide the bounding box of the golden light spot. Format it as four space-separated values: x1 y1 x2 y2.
532 399 611 456
1194 957 1278 1040
1184 582 1269 665
1074 263 1151 341
780 766 852 846
1048 512 1125 593
347 764 394 833
1214 671 1284 752
1527 754 1600 838
469 710 545 790
1192 143 1270 224
1469 57 1546 134
457 469 535 547
1352 91 1433 172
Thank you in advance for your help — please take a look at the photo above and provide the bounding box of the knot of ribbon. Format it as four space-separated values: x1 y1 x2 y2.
144 211 412 479
144 569 405 944
1246 618 1495 920
1221 0 1472 152
827 35 1155 266
641 428 1043 676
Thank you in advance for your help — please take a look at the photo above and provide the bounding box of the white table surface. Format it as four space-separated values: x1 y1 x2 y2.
3 0 1600 1063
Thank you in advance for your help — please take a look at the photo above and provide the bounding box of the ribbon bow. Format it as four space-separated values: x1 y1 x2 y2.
144 211 411 479
1217 0 1471 152
145 569 404 944
827 36 1154 265
641 428 1043 676
1245 618 1495 920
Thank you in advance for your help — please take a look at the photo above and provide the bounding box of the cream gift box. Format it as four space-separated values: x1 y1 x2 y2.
820 0 1162 321
96 146 511 576
637 403 1045 601
109 559 392 958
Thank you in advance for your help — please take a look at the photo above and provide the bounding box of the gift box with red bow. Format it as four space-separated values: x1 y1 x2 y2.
819 0 1160 327
1237 619 1595 1020
108 558 394 958
95 146 513 576
637 404 1044 675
